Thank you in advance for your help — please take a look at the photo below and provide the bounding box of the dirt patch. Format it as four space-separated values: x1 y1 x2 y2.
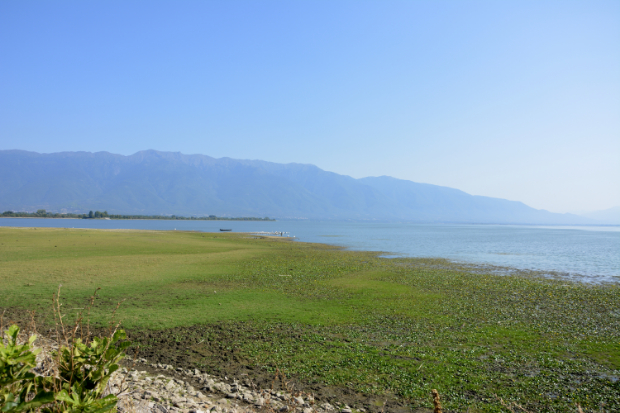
0 308 429 413
126 324 420 413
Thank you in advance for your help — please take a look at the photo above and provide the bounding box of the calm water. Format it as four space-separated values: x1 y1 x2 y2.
1 218 618 283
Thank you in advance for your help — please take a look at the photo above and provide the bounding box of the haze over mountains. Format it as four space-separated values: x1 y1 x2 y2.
577 206 620 225
0 150 605 224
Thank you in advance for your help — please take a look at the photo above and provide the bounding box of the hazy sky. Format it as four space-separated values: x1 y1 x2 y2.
1 1 618 213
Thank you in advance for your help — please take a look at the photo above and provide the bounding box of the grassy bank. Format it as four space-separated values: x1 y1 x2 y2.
1 227 618 412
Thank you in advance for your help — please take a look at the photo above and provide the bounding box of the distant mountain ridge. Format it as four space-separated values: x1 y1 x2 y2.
577 206 620 225
0 149 596 224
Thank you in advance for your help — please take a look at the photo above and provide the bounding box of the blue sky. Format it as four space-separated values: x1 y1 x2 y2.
1 0 618 213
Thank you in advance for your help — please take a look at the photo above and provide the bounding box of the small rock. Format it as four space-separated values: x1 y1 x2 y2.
341 408 352 413
226 394 237 399
294 397 304 405
171 397 187 408
254 398 265 407
155 405 169 413
303 408 313 413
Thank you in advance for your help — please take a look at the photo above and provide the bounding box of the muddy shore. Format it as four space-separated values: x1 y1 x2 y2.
1 309 431 413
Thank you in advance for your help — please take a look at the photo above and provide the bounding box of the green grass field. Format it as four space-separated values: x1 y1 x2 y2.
1 227 618 412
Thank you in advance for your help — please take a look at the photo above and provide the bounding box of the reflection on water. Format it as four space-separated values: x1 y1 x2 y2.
1 218 618 283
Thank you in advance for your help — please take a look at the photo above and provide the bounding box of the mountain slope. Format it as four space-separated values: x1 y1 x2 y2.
578 206 620 225
0 150 594 224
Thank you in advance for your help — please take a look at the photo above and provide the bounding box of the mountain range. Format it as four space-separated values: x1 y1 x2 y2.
0 150 606 224
576 206 620 225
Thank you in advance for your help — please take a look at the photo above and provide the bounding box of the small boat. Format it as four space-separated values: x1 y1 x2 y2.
220 229 232 232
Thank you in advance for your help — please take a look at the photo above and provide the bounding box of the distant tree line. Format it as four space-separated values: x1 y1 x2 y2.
0 210 274 221
1 209 86 218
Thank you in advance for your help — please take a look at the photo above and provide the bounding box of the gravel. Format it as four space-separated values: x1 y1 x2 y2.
111 358 343 413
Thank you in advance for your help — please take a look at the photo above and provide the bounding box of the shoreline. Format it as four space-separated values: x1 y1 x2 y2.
0 224 618 283
0 216 275 221
2 215 620 227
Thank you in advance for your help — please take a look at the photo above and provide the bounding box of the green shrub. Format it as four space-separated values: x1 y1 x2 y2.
0 325 54 412
0 324 130 413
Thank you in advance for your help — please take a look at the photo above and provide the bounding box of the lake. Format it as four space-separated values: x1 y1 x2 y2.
1 218 618 283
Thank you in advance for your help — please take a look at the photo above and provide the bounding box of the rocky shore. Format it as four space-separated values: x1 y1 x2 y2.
113 359 356 413
20 325 359 413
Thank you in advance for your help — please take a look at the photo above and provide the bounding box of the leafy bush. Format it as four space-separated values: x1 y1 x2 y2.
0 324 130 413
0 325 54 412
